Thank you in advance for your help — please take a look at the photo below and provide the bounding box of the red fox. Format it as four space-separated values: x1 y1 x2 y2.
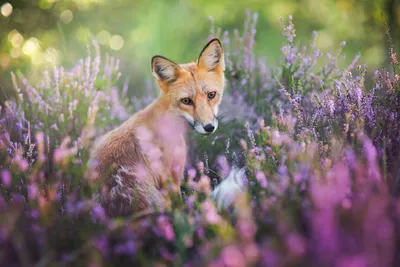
87 38 247 218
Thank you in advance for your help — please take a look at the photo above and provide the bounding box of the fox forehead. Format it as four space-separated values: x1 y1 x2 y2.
169 63 224 98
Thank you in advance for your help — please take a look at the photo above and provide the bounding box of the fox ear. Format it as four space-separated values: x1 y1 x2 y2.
197 38 225 72
151 56 180 83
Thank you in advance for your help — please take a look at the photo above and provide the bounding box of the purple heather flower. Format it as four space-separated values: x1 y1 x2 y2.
286 233 306 257
255 171 268 189
93 235 109 256
221 245 246 267
1 169 11 187
217 155 230 178
157 216 175 241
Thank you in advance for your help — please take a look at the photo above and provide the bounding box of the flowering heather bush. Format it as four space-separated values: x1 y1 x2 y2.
1 10 400 267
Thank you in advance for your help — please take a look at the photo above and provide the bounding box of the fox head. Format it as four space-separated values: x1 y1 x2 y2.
151 38 225 135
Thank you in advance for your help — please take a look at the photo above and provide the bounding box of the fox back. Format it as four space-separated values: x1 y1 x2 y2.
87 39 226 218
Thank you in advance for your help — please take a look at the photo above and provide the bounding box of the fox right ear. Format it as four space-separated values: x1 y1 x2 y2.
151 56 180 83
197 38 225 72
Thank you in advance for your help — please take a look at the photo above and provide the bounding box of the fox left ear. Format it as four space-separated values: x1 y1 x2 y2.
197 38 225 72
152 56 181 83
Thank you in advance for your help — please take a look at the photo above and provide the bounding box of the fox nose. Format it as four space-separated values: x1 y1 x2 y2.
203 124 215 133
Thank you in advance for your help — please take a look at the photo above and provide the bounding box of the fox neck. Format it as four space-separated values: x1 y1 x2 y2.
143 94 169 117
137 94 186 134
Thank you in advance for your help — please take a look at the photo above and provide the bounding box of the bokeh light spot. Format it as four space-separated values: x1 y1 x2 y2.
22 38 40 56
0 54 10 69
60 10 73 24
131 26 151 44
96 30 111 45
109 35 124 50
8 30 24 48
76 27 89 43
75 0 91 11
10 47 21 58
39 0 55 10
31 53 44 66
1 3 13 17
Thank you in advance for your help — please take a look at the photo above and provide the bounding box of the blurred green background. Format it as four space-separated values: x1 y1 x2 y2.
0 0 398 102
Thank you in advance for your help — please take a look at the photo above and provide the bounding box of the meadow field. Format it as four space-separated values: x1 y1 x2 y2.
1 1 400 267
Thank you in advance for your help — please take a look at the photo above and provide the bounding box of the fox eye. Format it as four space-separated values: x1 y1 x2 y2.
181 98 193 105
207 91 217 100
